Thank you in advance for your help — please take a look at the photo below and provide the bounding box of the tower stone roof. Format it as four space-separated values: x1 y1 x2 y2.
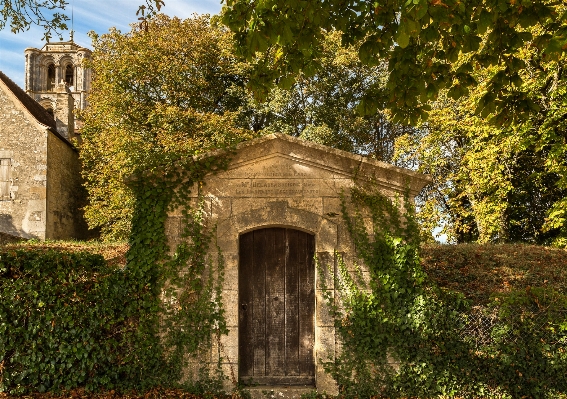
25 40 92 53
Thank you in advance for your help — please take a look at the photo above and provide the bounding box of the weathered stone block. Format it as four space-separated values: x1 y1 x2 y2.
221 289 239 327
316 290 334 327
316 251 335 290
316 326 335 362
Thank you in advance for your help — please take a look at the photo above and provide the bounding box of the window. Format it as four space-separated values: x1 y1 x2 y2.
0 159 10 200
65 64 74 87
47 64 55 91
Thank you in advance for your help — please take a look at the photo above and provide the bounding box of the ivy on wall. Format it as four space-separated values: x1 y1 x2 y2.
0 154 234 394
118 155 234 390
321 185 567 399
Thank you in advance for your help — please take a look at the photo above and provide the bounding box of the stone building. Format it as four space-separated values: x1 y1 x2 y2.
164 134 430 394
24 38 92 137
0 70 87 239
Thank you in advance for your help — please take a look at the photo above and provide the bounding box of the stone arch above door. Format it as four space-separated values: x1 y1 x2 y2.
214 201 339 392
216 200 337 254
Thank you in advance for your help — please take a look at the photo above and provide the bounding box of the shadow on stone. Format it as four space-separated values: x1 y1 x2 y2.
0 214 27 244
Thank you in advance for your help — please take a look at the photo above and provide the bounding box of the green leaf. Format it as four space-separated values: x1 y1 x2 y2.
478 9 492 34
416 4 428 20
397 31 410 48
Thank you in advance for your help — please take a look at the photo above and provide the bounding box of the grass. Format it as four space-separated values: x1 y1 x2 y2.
0 239 128 268
421 243 567 305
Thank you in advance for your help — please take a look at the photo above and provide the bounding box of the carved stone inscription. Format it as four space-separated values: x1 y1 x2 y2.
235 179 305 197
225 156 333 179
207 158 344 198
259 163 307 178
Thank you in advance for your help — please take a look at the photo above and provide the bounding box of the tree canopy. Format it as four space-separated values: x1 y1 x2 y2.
0 0 164 40
394 22 567 245
80 7 566 246
242 30 416 160
80 15 255 239
222 0 567 125
80 15 414 239
0 0 69 39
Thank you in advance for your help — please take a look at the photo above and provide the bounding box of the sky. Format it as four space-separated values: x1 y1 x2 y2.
0 0 223 89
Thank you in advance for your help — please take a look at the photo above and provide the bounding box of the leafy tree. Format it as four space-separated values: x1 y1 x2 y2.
0 0 68 39
0 0 164 40
81 19 416 239
80 15 255 239
243 30 415 160
222 0 567 125
394 28 567 245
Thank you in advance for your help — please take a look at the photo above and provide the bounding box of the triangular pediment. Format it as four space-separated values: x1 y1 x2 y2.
205 134 431 196
223 153 351 180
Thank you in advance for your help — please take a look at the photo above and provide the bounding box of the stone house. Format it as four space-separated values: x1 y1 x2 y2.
164 134 430 394
0 70 87 239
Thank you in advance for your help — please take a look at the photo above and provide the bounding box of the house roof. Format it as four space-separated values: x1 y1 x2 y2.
0 70 57 131
0 70 76 151
226 133 432 196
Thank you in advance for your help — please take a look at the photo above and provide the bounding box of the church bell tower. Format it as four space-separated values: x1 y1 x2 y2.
24 34 92 139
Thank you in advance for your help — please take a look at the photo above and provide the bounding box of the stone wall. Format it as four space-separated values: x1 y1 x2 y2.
0 86 48 239
46 131 88 240
0 74 89 241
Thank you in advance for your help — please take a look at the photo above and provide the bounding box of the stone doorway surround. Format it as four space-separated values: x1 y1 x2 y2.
164 133 431 394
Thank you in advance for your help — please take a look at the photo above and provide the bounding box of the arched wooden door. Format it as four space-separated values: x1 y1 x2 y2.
239 228 315 386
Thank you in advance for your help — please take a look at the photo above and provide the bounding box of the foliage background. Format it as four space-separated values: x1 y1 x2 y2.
80 15 255 240
79 14 418 240
394 23 567 246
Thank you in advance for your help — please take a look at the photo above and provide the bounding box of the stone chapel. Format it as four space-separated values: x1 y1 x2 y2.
162 133 431 395
0 38 91 240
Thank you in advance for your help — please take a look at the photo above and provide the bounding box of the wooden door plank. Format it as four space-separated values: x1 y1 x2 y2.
245 375 315 386
284 229 300 376
265 228 286 376
298 231 315 377
252 229 268 376
238 231 255 378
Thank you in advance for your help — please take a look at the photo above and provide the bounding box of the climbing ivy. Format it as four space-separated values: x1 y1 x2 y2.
124 154 234 390
321 185 567 398
0 153 236 395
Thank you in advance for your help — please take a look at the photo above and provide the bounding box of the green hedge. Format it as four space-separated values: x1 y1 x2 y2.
0 249 158 394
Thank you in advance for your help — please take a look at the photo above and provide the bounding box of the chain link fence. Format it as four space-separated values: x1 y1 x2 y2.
459 306 567 348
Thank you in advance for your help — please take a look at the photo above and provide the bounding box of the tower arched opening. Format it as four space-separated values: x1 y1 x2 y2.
65 64 74 87
46 64 55 91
